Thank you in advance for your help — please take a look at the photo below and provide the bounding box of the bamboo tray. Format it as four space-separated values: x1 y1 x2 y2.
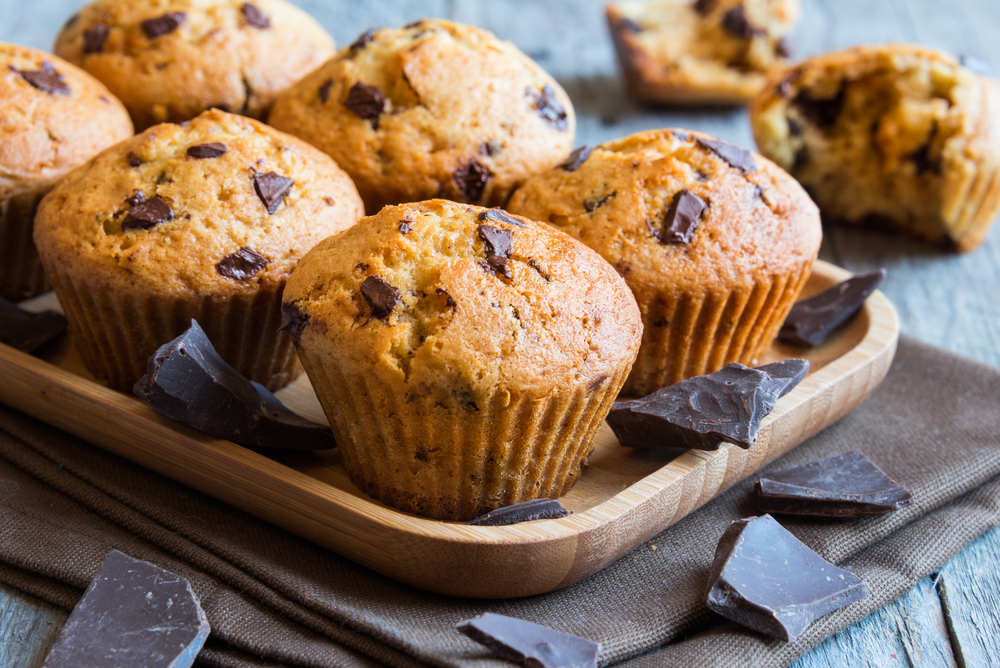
0 259 898 599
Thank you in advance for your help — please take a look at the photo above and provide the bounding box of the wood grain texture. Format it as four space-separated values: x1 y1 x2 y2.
0 583 66 668
937 526 1000 668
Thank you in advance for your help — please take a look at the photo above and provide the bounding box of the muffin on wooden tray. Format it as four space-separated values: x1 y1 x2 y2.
606 0 800 105
33 109 364 392
281 199 642 521
507 129 821 396
751 44 1000 252
0 42 132 301
268 19 576 214
53 0 335 131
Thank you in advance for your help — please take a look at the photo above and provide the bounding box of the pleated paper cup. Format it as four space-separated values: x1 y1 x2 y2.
1 188 50 301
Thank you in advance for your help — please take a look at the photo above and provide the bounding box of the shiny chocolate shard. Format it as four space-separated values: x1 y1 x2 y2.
16 62 70 95
216 247 268 280
559 146 594 172
141 12 185 39
0 297 67 353
694 136 755 173
360 275 401 322
241 3 270 29
134 320 335 450
454 158 491 201
478 225 514 278
706 515 869 642
350 27 379 50
661 189 706 244
607 359 809 450
478 208 526 227
757 450 913 517
529 85 569 131
121 194 173 231
467 499 570 526
187 142 227 159
83 22 109 53
778 269 887 347
457 613 600 668
252 172 293 214
41 550 209 668
344 82 386 121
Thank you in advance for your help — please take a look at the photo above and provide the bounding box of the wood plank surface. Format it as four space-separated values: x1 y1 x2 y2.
937 526 1000 668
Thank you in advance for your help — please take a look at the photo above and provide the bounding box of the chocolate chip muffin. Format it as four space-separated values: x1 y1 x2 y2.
507 129 821 396
607 0 800 105
268 20 576 214
281 199 642 521
1 42 132 301
33 109 364 392
53 0 335 131
751 44 1000 251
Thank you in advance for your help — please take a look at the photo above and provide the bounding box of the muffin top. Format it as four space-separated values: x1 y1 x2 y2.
53 0 335 130
34 109 364 297
282 200 642 397
268 20 576 214
0 42 133 198
506 129 822 295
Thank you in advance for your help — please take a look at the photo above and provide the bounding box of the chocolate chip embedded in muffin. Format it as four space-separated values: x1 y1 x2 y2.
241 3 270 29
252 172 293 214
16 63 71 95
122 194 173 231
141 12 185 39
187 143 227 159
217 247 269 280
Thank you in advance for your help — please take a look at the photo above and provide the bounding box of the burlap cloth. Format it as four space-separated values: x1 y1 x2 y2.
2 334 1000 667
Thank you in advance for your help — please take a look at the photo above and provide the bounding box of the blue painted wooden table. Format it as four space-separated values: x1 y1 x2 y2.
2 0 999 665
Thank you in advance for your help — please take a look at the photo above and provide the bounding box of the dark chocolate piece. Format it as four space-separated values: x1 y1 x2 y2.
694 136 755 173
457 613 600 668
960 55 993 76
361 276 401 322
757 450 913 517
705 515 869 641
478 208 526 228
279 302 309 345
252 171 293 214
619 17 642 33
911 141 941 175
776 37 793 59
141 12 185 39
344 82 386 121
127 152 142 167
692 0 715 15
41 550 209 668
318 78 333 103
122 194 173 231
660 189 706 244
794 87 845 128
559 146 594 172
134 320 336 450
15 63 70 95
478 225 514 278
778 269 886 347
398 217 412 233
467 499 570 526
350 27 379 50
83 22 109 53
607 359 809 450
216 247 268 280
241 3 270 29
0 298 67 354
187 142 227 159
722 6 757 39
453 158 491 201
529 85 569 131
584 188 615 212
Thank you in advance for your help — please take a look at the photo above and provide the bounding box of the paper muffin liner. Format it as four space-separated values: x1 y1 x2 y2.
45 265 300 393
622 263 813 397
301 352 632 521
1 189 51 301
945 158 1000 252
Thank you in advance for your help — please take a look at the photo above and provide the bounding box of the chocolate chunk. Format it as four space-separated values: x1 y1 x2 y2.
776 37 793 59
279 302 309 345
794 87 845 128
778 269 886 347
318 78 333 103
559 146 594 172
398 218 413 233
350 27 379 50
619 17 642 32
722 6 757 39
706 515 869 641
241 3 270 29
528 85 569 132
478 225 514 278
607 359 809 450
453 158 491 201
141 12 185 39
960 55 993 76
134 321 335 450
660 189 706 244
457 613 600 668
361 276 401 322
584 189 616 212
216 247 268 280
187 142 227 159
122 195 173 231
478 208 526 228
15 63 70 95
694 137 755 173
467 499 570 526
127 152 142 168
83 22 109 53
252 172 293 214
0 297 67 353
41 550 209 668
912 141 941 175
757 450 913 517
344 82 386 122
692 0 715 15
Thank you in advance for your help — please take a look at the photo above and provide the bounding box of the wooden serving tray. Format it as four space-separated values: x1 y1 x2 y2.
0 260 898 599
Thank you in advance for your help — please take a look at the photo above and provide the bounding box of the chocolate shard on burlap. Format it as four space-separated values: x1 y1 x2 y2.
779 269 887 347
607 359 809 450
706 514 869 642
0 298 67 353
756 450 914 517
134 320 335 450
41 550 209 668
457 613 600 668
467 499 570 526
